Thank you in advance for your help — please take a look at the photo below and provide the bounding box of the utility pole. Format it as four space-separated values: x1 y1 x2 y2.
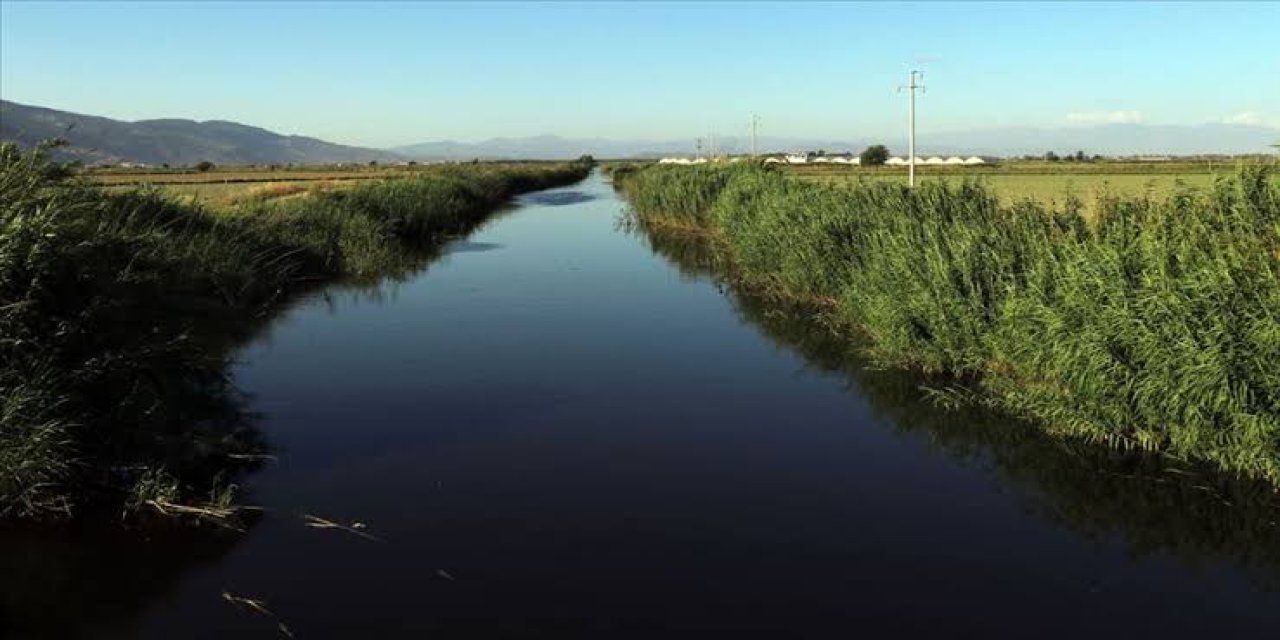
750 114 761 157
695 137 703 161
898 70 925 187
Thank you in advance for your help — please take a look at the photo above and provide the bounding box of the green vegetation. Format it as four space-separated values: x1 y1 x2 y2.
859 144 889 166
0 142 590 522
784 159 1269 212
615 163 1280 484
792 168 1221 212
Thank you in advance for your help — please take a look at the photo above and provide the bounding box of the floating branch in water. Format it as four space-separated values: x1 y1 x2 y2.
226 453 279 463
145 500 250 532
301 513 381 541
221 591 295 638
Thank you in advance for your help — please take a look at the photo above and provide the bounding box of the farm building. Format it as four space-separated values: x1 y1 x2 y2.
805 155 857 164
885 155 985 166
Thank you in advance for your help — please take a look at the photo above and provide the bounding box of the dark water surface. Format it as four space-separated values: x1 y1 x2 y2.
6 172 1280 638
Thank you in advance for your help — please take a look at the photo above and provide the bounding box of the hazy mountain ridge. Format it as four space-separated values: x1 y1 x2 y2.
397 123 1278 160
0 100 401 166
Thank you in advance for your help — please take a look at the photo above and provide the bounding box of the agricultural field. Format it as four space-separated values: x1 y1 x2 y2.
84 163 563 208
88 165 428 205
783 159 1275 210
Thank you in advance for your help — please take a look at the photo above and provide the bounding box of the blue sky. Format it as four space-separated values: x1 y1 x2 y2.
2 1 1277 147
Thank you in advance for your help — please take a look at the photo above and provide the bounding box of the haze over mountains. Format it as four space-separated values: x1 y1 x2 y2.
2 100 1276 165
397 126 1279 160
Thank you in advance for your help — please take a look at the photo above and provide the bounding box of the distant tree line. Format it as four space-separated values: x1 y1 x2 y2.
1033 151 1101 162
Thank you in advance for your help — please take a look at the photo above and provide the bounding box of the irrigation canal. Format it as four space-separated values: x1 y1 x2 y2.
7 171 1280 638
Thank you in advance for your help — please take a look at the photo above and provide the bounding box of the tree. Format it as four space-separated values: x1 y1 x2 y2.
860 144 890 166
194 160 215 172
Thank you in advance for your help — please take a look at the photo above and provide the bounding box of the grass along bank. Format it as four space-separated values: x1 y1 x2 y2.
0 142 591 523
614 163 1280 484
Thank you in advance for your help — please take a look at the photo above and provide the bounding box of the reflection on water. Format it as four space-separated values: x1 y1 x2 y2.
638 219 1280 589
443 240 504 255
519 190 596 206
0 523 249 638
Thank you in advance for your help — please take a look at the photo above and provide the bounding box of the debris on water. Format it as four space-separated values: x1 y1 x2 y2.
302 514 381 541
222 591 295 638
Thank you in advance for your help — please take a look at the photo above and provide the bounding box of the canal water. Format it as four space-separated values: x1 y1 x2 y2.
7 172 1280 638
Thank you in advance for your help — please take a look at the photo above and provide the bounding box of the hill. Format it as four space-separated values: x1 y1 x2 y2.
0 100 400 166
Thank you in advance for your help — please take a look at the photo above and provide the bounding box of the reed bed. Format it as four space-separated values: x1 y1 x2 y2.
615 163 1280 483
0 142 590 522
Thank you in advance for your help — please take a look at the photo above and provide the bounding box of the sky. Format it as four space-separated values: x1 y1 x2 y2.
2 1 1278 148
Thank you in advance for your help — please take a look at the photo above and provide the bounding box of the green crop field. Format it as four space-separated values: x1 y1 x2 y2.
783 160 1275 210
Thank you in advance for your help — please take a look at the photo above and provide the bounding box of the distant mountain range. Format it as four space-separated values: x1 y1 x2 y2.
397 125 1279 160
0 100 398 166
2 100 1276 166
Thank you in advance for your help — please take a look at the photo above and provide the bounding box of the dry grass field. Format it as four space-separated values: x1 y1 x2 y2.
84 163 562 208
